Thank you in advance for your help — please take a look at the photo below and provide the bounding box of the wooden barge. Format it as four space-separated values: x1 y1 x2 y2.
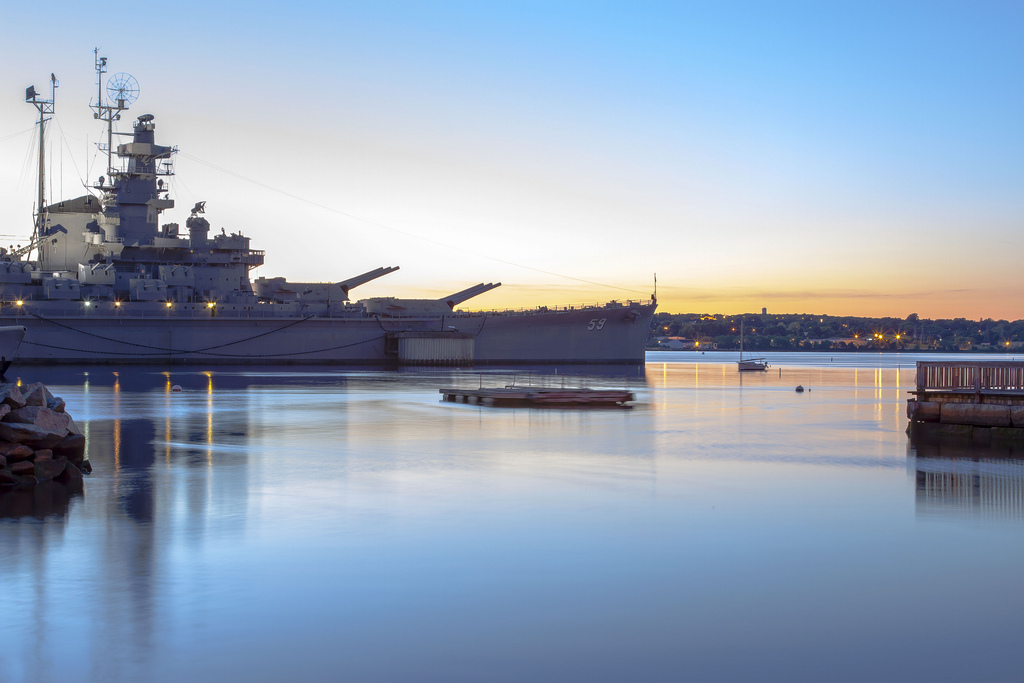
440 386 635 408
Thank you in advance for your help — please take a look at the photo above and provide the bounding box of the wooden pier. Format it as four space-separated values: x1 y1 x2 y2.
908 361 1024 443
440 386 634 408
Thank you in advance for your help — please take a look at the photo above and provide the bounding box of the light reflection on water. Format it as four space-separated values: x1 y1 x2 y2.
1 358 1023 682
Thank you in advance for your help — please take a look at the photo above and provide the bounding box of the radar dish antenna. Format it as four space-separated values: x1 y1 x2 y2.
106 73 139 106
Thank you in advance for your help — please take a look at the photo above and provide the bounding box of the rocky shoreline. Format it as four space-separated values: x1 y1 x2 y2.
0 382 88 489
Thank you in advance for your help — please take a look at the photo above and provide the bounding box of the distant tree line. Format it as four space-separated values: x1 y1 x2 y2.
649 312 1024 352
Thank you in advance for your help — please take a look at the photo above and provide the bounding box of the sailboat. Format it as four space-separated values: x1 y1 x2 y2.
737 320 769 372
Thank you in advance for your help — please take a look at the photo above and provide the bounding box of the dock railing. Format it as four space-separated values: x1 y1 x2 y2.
916 361 1024 395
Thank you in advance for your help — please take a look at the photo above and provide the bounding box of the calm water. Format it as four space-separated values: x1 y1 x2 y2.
2 354 1023 682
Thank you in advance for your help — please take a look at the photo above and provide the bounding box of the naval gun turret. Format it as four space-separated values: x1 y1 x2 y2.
443 283 501 310
361 282 502 316
254 266 400 304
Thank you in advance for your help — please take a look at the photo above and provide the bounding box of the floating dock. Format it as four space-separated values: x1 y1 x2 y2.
907 361 1024 443
440 387 635 407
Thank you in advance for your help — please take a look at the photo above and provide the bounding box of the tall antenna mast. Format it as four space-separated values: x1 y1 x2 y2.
92 49 115 176
90 49 139 179
25 73 58 248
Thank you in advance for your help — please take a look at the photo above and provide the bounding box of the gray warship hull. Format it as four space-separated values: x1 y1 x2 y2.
7 57 656 367
2 301 655 365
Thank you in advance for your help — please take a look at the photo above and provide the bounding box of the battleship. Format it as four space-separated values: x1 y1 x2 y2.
2 56 656 366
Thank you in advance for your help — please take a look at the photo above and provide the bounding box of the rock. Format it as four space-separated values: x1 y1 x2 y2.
47 396 66 413
5 406 71 434
34 456 65 480
0 422 66 449
940 403 1011 428
0 384 25 409
0 404 9 421
65 418 83 436
53 434 86 466
14 475 36 488
0 469 15 486
20 383 47 407
171 385 182 392
0 443 35 462
80 460 92 474
10 460 35 476
0 454 4 469
56 460 83 483
795 385 804 392
33 449 53 460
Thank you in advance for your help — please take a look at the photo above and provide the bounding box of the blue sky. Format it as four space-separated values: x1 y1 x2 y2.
1 1 1021 317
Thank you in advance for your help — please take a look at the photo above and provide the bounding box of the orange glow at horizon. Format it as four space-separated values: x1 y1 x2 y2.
433 283 1024 321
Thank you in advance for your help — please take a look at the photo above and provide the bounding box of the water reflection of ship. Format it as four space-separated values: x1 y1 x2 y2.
60 370 259 671
909 437 1024 519
0 368 657 679
81 370 257 526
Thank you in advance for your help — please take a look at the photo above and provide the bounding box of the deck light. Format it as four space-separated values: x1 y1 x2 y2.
114 301 121 308
84 301 91 307
15 300 23 306
166 302 172 308
207 302 215 308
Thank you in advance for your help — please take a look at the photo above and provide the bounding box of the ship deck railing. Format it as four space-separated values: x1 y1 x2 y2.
0 298 655 319
469 299 655 316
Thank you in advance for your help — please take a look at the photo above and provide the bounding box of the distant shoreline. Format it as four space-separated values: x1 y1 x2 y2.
646 348 1021 354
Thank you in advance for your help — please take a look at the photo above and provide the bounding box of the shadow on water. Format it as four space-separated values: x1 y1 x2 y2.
0 479 84 520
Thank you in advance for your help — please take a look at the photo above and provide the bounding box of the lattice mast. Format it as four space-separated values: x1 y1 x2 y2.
24 73 57 248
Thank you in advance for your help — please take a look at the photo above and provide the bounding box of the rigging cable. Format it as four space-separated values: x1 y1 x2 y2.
27 310 325 355
23 333 386 358
0 127 35 145
180 151 649 297
52 115 89 192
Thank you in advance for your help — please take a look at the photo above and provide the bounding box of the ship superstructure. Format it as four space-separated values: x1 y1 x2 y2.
2 56 655 365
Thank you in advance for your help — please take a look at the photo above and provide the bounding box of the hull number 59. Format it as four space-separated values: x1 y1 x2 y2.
587 318 607 331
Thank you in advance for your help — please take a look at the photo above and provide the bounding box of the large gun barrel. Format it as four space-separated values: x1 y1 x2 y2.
338 266 400 295
442 282 501 309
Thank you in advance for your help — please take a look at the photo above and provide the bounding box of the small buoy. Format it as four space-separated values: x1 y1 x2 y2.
171 384 182 392
795 385 804 392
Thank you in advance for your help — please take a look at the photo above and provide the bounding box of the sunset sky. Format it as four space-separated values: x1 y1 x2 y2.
1 1 1021 318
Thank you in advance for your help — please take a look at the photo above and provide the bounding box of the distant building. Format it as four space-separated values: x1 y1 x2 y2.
656 336 716 350
762 307 767 315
